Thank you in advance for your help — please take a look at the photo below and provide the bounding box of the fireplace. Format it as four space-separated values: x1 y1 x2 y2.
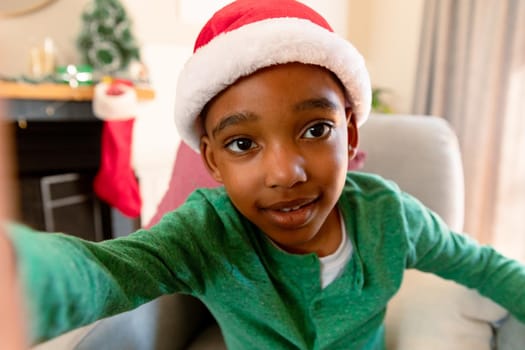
7 99 136 241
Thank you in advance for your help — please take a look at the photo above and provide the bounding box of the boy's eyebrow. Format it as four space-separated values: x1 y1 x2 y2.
293 97 339 112
210 98 338 137
211 112 258 137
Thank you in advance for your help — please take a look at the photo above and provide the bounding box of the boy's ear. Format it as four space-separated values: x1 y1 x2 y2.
346 108 359 159
200 136 224 183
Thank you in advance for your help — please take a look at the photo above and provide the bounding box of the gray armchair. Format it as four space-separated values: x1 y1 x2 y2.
34 115 522 350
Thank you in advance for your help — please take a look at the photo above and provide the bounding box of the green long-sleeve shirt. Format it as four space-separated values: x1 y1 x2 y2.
9 172 525 349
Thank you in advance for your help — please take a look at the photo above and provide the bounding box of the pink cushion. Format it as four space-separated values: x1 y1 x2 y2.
146 143 366 228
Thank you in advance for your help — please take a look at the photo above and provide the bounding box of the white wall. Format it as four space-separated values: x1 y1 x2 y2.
0 1 88 75
348 0 424 113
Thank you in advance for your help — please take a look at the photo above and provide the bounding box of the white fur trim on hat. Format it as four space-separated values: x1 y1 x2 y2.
93 82 138 121
175 17 372 152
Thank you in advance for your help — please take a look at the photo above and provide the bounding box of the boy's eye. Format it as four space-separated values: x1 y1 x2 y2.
302 122 333 139
225 138 257 153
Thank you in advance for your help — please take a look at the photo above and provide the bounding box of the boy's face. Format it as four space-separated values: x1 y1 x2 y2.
200 63 358 256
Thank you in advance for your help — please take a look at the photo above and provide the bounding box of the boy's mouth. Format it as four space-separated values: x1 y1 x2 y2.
278 205 303 213
262 198 318 228
265 198 316 212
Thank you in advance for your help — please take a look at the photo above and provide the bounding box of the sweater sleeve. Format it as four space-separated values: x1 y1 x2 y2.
5 195 215 344
401 192 525 323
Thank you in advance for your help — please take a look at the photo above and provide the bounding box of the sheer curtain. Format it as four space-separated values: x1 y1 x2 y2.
413 0 525 258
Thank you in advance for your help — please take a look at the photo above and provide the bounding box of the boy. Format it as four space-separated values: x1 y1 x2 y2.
5 1 525 349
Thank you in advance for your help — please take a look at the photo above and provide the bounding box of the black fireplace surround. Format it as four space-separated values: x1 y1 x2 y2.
5 99 135 241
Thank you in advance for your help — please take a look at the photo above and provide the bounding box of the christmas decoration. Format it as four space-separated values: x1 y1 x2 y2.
55 64 93 87
92 77 141 218
77 0 140 75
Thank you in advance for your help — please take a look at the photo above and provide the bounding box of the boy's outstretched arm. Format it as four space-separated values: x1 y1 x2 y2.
6 204 209 345
402 192 525 323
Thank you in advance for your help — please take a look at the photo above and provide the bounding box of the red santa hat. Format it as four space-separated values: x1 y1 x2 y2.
174 0 372 152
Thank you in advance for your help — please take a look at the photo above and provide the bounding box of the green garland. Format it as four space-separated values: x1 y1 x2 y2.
77 0 140 74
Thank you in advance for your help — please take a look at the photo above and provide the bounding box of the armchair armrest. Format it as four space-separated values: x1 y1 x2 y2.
496 315 525 350
32 294 213 350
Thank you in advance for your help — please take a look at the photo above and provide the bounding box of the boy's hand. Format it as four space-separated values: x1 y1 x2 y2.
0 111 27 349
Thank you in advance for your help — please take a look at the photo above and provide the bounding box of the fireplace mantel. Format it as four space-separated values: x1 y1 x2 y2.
0 81 155 101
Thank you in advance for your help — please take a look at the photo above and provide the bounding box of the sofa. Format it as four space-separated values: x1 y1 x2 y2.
34 114 523 349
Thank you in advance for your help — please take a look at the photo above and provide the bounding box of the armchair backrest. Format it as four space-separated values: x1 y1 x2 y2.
358 114 465 232
363 116 508 350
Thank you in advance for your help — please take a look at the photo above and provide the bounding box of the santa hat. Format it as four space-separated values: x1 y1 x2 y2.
174 0 372 152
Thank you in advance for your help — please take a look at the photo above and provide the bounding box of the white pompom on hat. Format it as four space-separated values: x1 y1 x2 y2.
174 0 372 152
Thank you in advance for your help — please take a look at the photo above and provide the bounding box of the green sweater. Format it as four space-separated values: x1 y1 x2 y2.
9 173 525 349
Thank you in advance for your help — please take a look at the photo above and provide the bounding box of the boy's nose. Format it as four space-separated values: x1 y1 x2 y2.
263 145 307 188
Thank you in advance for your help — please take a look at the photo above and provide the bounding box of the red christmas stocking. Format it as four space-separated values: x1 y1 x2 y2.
93 79 142 218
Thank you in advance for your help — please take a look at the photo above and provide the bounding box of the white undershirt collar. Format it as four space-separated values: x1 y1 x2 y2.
319 209 353 288
265 208 353 289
